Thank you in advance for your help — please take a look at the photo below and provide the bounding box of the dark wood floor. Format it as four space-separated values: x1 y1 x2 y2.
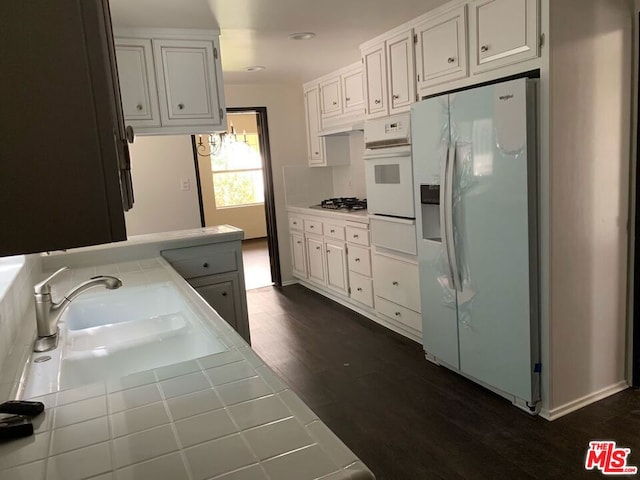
247 284 640 480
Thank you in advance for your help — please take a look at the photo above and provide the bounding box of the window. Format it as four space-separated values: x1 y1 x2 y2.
211 131 264 208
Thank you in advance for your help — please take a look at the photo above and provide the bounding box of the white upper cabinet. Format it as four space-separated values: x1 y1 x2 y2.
154 39 222 127
304 84 325 166
341 64 364 115
415 6 468 90
320 77 342 119
362 42 388 119
385 29 416 114
469 0 539 73
115 38 160 127
114 29 226 135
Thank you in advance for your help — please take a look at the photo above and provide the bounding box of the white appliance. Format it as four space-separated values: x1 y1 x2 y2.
412 77 540 411
363 113 414 219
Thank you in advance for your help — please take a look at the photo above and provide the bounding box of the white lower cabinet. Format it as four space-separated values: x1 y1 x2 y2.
306 236 326 285
291 232 307 278
325 242 348 294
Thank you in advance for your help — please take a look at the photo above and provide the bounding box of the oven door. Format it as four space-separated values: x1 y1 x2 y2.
364 146 414 218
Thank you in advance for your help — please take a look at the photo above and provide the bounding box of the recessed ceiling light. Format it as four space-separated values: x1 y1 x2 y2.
245 65 266 72
288 32 316 41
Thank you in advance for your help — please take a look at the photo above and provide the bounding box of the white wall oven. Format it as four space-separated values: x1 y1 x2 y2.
363 113 415 219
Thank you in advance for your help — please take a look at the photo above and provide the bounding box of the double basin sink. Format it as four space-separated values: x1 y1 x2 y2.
24 281 228 398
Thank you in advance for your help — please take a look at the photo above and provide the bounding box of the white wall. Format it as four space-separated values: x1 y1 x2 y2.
224 83 308 284
331 131 367 199
548 0 633 413
125 136 201 236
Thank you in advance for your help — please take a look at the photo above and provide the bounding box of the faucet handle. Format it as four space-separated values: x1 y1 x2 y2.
34 267 69 296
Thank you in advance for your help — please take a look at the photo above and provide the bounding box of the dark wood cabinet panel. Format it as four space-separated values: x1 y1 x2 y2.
0 0 129 256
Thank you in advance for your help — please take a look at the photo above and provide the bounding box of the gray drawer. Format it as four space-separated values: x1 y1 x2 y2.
163 247 237 279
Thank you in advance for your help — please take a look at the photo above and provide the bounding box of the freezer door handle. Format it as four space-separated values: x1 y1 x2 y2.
440 144 455 290
446 142 462 291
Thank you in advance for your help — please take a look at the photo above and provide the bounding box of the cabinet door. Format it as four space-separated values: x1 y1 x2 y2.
1 0 128 256
386 30 416 114
291 232 307 278
115 38 160 127
415 6 468 90
306 237 326 284
469 0 539 74
195 281 237 330
153 39 223 127
341 65 364 114
320 77 342 119
304 85 326 166
362 42 388 119
325 242 348 295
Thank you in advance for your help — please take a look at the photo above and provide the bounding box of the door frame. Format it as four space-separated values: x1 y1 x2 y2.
631 11 640 387
191 107 282 287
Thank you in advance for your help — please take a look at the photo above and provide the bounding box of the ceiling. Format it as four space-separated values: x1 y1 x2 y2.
109 0 448 84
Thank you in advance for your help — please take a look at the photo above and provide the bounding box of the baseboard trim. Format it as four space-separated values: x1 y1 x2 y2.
281 279 298 287
540 380 629 421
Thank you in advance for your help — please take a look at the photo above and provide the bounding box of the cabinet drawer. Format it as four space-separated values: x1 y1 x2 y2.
289 216 303 231
195 281 236 326
347 245 371 277
346 226 369 246
304 219 324 235
324 223 345 241
373 254 420 312
350 272 374 308
164 251 237 279
376 296 422 333
370 217 417 255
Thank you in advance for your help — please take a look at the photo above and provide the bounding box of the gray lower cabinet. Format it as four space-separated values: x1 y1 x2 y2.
161 241 250 344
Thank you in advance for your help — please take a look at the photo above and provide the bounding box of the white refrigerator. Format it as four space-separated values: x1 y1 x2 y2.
411 78 540 410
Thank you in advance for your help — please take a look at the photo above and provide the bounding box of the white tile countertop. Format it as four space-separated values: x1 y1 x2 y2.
0 233 375 480
287 206 369 224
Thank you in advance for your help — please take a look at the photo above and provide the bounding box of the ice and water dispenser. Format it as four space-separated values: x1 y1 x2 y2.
420 184 441 242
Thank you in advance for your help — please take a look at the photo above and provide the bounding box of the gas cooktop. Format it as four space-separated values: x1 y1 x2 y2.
310 197 367 211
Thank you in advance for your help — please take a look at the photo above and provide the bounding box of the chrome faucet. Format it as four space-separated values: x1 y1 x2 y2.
33 267 122 352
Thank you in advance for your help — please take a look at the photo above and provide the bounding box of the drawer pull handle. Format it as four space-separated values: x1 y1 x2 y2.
330 229 335 233
392 281 399 286
395 311 401 317
374 99 381 105
353 234 359 239
310 225 315 229
203 262 209 268
222 291 227 297
355 258 360 262
357 287 363 292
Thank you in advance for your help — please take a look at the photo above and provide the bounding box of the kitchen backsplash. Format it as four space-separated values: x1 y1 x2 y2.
282 165 333 207
0 254 42 394
331 130 366 199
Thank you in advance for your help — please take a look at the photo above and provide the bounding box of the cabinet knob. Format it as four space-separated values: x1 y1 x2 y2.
136 103 143 111
310 225 314 229
346 97 351 101
221 291 227 297
374 99 381 105
395 311 401 317
125 125 135 144
296 241 301 244
178 103 185 110
332 101 337 105
293 221 297 225
326 249 330 253
203 262 209 268
314 151 319 155
316 246 321 250
392 281 399 286
355 258 360 262
357 287 363 292
353 234 359 239
393 94 400 100
447 57 455 63
480 45 489 53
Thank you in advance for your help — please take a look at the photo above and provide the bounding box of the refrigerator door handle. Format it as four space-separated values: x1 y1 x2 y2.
445 142 461 291
441 144 456 290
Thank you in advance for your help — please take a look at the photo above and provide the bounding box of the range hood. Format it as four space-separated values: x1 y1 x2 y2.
318 120 364 137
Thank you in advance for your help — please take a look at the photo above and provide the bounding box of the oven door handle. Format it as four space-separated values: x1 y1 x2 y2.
440 144 456 290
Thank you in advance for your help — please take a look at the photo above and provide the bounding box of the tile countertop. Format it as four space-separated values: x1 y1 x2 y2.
0 241 374 479
287 206 369 224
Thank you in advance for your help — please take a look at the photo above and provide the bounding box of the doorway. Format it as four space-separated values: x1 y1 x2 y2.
192 107 281 290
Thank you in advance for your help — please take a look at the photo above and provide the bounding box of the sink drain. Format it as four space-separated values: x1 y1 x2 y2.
34 356 51 363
